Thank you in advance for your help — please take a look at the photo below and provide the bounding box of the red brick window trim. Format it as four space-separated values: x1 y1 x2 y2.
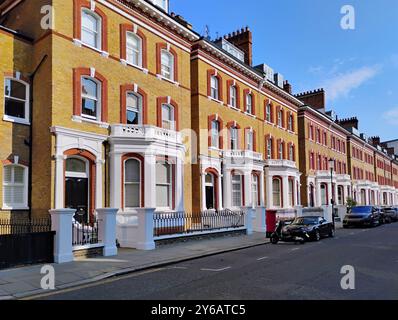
120 84 148 125
156 97 179 131
226 80 240 109
73 0 108 52
73 67 108 123
208 114 224 149
120 24 147 68
265 100 274 123
243 89 255 116
121 153 145 209
156 43 178 82
207 69 223 101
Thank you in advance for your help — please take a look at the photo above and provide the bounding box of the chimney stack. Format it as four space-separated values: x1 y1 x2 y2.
337 117 359 131
224 26 253 66
369 136 381 147
283 80 292 94
295 88 326 111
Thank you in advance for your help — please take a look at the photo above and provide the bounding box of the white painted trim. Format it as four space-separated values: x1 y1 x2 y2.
154 227 246 241
2 115 30 126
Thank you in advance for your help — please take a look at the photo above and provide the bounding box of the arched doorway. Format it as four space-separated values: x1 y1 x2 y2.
320 183 328 206
65 157 90 223
205 173 216 210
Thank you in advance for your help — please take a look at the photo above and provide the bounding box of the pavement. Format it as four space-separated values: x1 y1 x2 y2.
0 231 268 300
33 223 398 300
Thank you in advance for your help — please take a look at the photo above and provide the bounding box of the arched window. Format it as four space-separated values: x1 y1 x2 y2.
81 77 101 120
210 120 220 149
124 159 141 208
230 126 239 150
126 32 143 67
232 174 243 207
126 92 143 125
161 104 175 130
245 94 253 114
160 50 174 81
2 164 28 209
4 78 29 122
265 103 272 122
272 178 282 208
320 184 328 205
81 9 101 49
210 76 219 100
205 173 216 210
156 161 173 209
229 85 237 108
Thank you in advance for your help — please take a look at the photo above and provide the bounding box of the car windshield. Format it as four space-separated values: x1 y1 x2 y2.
292 217 318 225
350 206 372 214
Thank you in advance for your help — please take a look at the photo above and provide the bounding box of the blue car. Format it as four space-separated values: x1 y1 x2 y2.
343 206 382 228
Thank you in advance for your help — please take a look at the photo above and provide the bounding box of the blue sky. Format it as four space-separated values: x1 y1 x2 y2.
171 0 398 141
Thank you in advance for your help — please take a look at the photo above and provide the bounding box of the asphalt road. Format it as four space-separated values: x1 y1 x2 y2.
34 223 398 300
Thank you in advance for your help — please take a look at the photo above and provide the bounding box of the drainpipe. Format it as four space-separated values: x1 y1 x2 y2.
27 55 48 220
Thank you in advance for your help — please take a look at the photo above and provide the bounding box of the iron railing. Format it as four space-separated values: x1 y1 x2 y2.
0 218 52 235
72 220 99 247
154 210 245 238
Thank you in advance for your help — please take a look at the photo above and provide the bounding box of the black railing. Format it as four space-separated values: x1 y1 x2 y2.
72 220 99 247
154 210 245 237
0 218 52 235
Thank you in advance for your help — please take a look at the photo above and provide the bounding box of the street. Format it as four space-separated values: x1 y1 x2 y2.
34 223 398 300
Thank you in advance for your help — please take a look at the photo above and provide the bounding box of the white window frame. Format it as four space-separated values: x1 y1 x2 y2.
229 85 237 108
124 158 141 209
126 32 143 67
3 78 30 124
230 127 238 150
320 184 328 206
252 174 259 208
278 142 284 160
266 104 271 122
289 145 294 161
160 49 174 81
246 94 253 114
81 9 102 50
126 92 143 125
210 76 219 100
2 164 28 210
232 174 243 207
288 115 293 131
272 178 282 208
81 76 101 121
156 161 173 210
267 139 273 159
288 179 294 207
161 103 175 130
246 130 254 151
210 120 220 149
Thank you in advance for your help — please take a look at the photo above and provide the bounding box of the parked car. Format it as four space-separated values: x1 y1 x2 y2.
382 207 398 222
281 216 335 242
343 206 382 228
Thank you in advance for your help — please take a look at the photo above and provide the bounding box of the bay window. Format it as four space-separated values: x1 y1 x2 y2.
288 179 294 207
124 159 141 208
232 174 243 207
156 161 172 209
272 178 282 208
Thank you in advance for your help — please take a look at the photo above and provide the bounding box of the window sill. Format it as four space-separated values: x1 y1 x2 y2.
228 105 241 112
264 120 275 126
2 115 30 126
208 147 221 152
73 39 109 57
1 206 29 211
72 115 110 128
156 74 180 87
121 59 149 74
208 96 224 105
244 112 256 118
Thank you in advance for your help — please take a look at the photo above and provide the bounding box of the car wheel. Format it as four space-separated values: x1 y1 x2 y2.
329 228 335 238
314 229 321 241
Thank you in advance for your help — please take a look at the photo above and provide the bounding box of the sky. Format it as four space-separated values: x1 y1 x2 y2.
170 0 398 141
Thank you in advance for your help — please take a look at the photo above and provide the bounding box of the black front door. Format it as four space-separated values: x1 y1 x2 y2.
205 186 215 210
65 177 89 223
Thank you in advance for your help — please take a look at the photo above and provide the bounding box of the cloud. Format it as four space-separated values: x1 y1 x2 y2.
382 108 398 125
322 65 381 101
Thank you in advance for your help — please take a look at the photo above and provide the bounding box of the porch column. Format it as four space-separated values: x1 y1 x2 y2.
282 175 289 208
295 178 300 206
175 156 184 212
201 173 207 211
244 171 252 208
109 152 122 209
266 174 273 208
316 182 322 207
144 153 157 208
97 208 118 257
95 159 105 210
223 169 232 208
54 154 66 209
50 209 75 264
259 171 265 207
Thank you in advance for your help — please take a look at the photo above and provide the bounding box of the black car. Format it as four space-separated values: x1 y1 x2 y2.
282 216 335 242
343 206 381 228
382 207 398 222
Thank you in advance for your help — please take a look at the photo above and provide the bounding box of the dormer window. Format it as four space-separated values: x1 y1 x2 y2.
150 0 169 12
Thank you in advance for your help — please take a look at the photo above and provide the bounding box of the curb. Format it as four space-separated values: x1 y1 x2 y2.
7 239 269 300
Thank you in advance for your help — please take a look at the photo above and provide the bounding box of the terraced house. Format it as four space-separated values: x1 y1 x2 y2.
1 0 398 265
191 28 302 216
